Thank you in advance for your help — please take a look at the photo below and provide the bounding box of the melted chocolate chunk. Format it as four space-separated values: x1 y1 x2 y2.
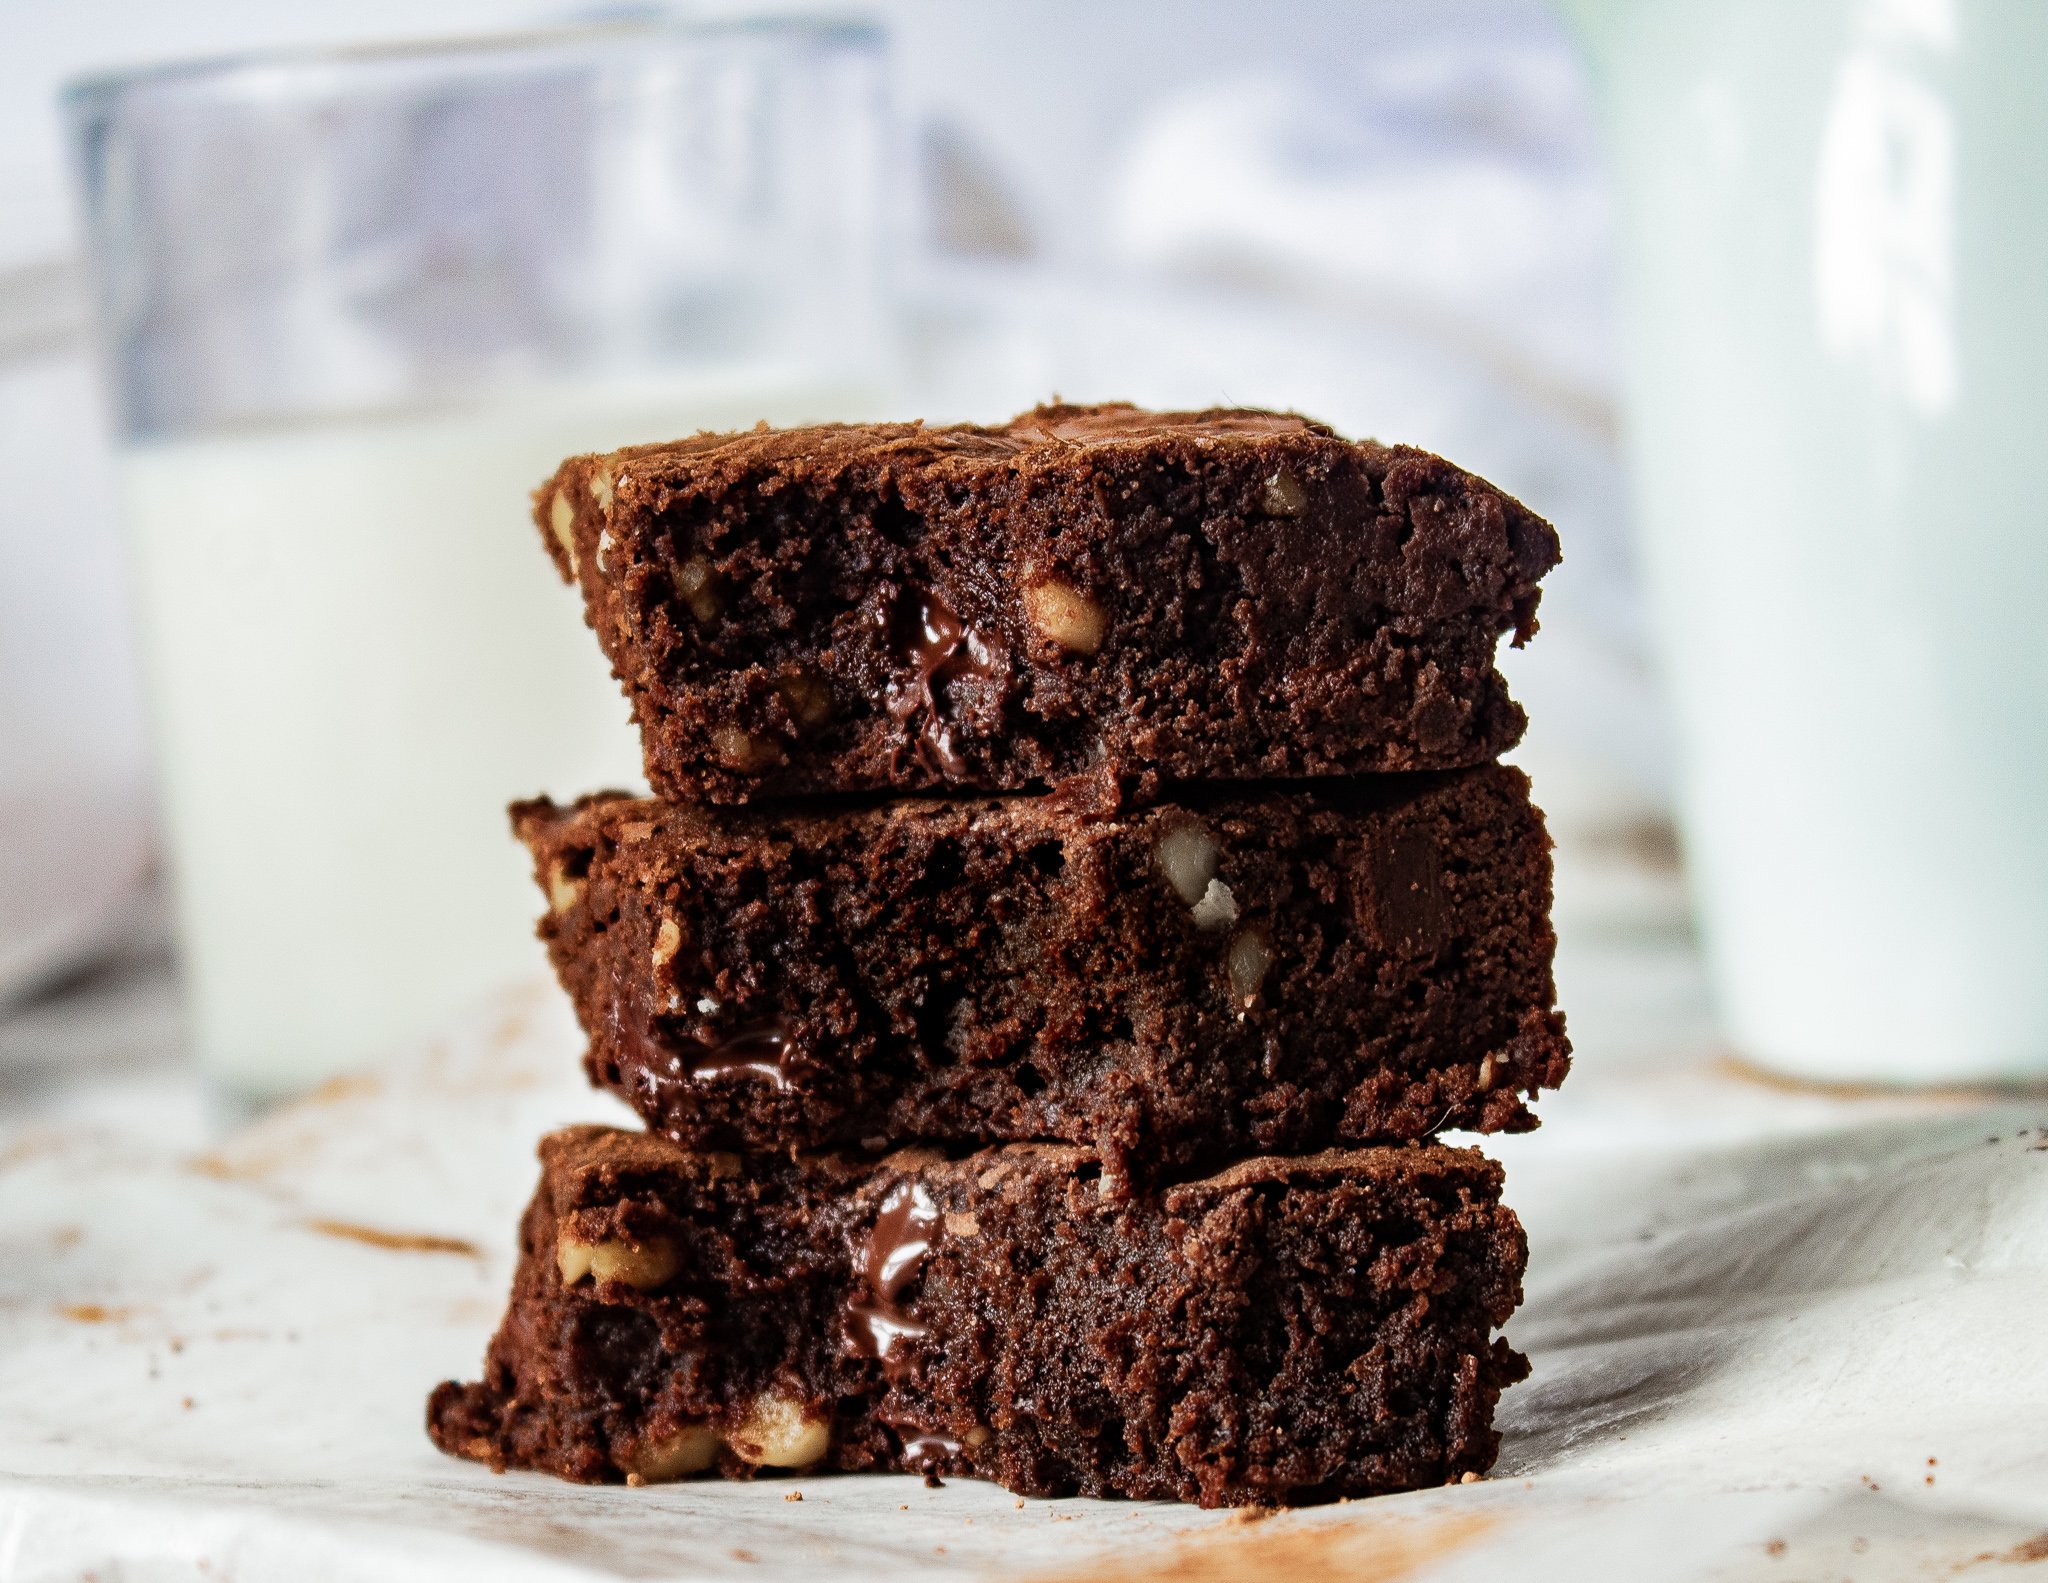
684 1019 795 1090
883 590 995 777
845 1180 940 1361
900 1429 963 1460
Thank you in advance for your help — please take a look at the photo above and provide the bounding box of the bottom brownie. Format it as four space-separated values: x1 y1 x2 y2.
428 1126 1528 1508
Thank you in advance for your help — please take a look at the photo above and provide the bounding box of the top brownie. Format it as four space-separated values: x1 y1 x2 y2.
536 403 1560 802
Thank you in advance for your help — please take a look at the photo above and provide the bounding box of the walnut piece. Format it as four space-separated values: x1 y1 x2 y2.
1155 822 1221 907
1023 579 1107 655
556 1232 678 1290
546 865 585 915
778 670 833 729
730 1389 832 1468
590 468 615 512
711 725 787 773
549 491 580 575
675 557 723 625
1190 879 1239 931
652 917 682 971
622 1424 722 1483
1261 467 1308 516
1227 929 1271 1005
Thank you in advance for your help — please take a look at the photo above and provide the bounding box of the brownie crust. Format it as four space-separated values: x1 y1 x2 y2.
427 1126 1529 1507
514 764 1568 1182
535 404 1560 803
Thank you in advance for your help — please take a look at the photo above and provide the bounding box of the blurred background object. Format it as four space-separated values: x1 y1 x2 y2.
1572 0 2048 1083
7 0 1685 1109
63 18 892 1097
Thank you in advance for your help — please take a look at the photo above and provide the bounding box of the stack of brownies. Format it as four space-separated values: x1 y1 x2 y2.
429 403 1568 1509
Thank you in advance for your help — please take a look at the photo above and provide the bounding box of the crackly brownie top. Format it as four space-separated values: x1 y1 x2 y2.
586 403 1337 478
546 401 1558 610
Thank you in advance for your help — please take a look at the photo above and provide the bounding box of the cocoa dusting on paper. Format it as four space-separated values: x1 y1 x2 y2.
304 1219 480 1257
1036 1511 1493 1583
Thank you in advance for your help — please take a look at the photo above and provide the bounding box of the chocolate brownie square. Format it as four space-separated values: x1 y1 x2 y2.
428 1126 1528 1507
515 764 1567 1182
535 404 1560 802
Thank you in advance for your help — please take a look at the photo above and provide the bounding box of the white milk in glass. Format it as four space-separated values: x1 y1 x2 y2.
124 376 883 1096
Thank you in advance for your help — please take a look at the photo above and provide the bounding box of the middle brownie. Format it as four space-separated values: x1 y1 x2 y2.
517 762 1567 1180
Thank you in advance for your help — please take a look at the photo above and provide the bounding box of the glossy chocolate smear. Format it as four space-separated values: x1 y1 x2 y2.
883 589 995 777
846 1179 941 1362
683 1018 796 1090
899 1430 962 1463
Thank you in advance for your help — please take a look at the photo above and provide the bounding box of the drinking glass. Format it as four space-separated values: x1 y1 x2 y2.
66 20 895 1097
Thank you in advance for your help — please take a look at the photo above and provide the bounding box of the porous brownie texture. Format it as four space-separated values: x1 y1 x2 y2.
515 764 1568 1183
535 403 1560 803
427 1126 1529 1507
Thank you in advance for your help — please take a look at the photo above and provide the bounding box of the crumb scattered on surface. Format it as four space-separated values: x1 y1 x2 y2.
303 1219 480 1256
785 1492 802 1502
57 1304 135 1324
1765 1538 1786 1558
303 1073 383 1107
1035 1511 1493 1583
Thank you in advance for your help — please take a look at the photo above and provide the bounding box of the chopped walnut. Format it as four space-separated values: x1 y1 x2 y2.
1227 929 1271 1005
546 865 585 914
1023 579 1107 655
1190 879 1239 931
556 1232 678 1290
549 491 579 575
729 1389 831 1468
778 670 833 730
1155 822 1221 907
711 725 787 773
621 1424 721 1483
675 557 723 625
1261 467 1308 516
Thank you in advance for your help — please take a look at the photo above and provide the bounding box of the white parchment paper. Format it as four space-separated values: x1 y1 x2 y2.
3 968 2046 1583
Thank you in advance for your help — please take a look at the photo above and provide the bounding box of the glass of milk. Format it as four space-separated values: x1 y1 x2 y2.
1567 0 2048 1082
65 22 896 1099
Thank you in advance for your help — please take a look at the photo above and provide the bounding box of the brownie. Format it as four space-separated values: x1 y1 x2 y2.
535 403 1560 803
427 1126 1528 1507
514 764 1568 1182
